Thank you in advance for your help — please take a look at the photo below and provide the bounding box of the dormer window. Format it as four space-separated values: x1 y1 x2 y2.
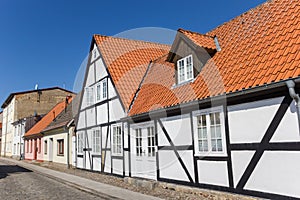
177 55 194 84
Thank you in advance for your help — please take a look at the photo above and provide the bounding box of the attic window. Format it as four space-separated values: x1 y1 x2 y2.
177 55 194 84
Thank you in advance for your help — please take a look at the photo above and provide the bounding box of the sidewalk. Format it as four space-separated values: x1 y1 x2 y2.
0 157 161 200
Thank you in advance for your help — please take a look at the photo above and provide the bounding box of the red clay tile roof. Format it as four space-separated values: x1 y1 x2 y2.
178 28 216 50
94 35 170 111
24 99 72 137
129 0 300 116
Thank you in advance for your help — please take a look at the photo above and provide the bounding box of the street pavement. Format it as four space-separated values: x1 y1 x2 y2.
0 158 161 200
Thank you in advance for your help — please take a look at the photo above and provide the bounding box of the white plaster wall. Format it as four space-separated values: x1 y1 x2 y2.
160 114 192 146
108 78 116 99
159 150 190 182
228 97 283 144
86 64 95 87
102 126 111 149
52 132 69 164
104 151 111 173
77 157 84 169
95 58 107 82
77 111 86 129
245 151 300 198
93 157 101 171
43 136 50 161
112 159 123 175
96 104 108 125
231 151 255 187
198 160 229 187
109 99 125 122
124 151 129 176
86 108 96 127
271 100 300 142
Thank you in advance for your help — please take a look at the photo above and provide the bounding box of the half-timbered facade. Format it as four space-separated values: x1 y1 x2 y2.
77 0 300 199
75 35 170 175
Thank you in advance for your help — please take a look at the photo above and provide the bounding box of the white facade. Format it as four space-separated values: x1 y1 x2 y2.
76 44 126 175
43 127 74 166
1 97 15 157
12 119 25 159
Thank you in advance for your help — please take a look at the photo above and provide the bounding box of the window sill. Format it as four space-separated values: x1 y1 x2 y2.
194 152 227 157
57 154 64 156
172 78 195 89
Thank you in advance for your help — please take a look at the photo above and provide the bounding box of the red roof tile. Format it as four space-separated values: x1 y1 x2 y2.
24 98 72 137
129 0 300 116
178 29 216 50
94 35 170 111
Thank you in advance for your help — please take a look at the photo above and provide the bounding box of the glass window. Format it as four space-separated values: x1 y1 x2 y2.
93 129 101 154
195 110 225 155
44 140 48 155
135 129 142 157
177 55 194 84
78 132 84 154
147 127 156 157
57 139 64 155
112 126 122 155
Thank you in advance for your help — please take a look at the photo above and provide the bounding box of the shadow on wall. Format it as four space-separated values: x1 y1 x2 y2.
0 165 32 179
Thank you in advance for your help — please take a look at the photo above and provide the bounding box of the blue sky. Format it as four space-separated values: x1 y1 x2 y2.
0 0 266 109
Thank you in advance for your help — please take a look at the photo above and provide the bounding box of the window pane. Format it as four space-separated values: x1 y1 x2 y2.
216 125 222 138
102 80 107 99
211 127 216 138
210 113 215 125
217 139 223 151
215 113 221 124
211 140 217 151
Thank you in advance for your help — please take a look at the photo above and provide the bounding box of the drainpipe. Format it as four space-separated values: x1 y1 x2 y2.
286 80 300 134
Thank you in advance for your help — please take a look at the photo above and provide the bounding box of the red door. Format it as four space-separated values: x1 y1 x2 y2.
33 139 37 160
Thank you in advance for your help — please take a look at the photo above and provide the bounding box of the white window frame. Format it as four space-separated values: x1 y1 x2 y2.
78 132 84 154
111 124 122 156
177 55 194 84
95 79 108 103
193 106 227 157
92 128 101 154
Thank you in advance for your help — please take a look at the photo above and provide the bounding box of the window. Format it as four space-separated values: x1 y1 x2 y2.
78 132 84 154
112 125 122 155
14 144 16 154
177 55 194 84
92 129 101 154
85 87 94 106
194 108 226 156
30 140 32 153
44 140 47 155
57 139 64 156
147 127 156 157
26 140 29 153
95 79 108 102
135 129 142 157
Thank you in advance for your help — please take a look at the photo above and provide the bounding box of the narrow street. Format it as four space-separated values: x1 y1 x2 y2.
0 160 102 200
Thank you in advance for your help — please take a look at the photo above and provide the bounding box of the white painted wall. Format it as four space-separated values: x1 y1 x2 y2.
198 160 229 187
95 58 107 82
159 114 192 146
245 151 300 198
97 104 108 124
86 108 96 127
109 99 125 122
231 151 255 187
228 97 283 144
77 112 86 130
271 100 300 142
112 159 123 175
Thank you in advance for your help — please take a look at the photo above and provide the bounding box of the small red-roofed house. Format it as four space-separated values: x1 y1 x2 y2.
24 98 72 161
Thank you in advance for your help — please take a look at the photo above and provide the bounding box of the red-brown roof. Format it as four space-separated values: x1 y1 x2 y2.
24 99 72 137
94 35 170 111
0 123 2 129
178 28 216 50
129 0 300 116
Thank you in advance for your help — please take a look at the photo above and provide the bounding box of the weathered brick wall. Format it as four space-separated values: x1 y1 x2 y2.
14 89 75 120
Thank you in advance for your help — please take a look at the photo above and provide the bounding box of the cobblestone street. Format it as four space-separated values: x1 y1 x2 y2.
0 160 101 200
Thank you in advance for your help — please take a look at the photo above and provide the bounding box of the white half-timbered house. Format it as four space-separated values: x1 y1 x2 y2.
77 0 300 199
75 35 170 175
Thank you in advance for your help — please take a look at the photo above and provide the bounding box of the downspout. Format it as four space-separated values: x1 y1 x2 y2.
286 80 300 134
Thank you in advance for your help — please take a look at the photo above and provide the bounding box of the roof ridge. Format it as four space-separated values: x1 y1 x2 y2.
206 0 272 35
94 34 171 48
178 28 214 38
